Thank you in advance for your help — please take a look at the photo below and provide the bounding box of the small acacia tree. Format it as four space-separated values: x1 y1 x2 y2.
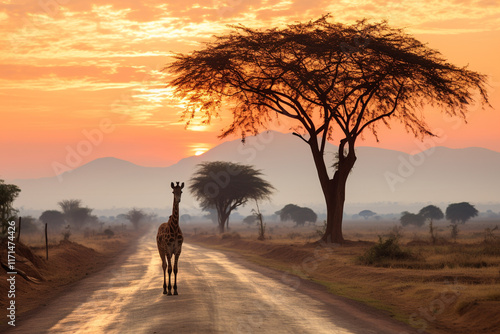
189 161 274 234
400 211 425 227
39 210 66 233
126 208 147 230
419 205 444 244
359 210 377 220
276 204 317 227
446 202 478 224
58 199 94 231
166 16 489 243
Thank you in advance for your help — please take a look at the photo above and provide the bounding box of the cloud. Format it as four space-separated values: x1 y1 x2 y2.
0 64 150 83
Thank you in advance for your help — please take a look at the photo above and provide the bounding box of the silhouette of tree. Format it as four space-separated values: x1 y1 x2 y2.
243 215 257 225
359 210 377 219
58 199 94 231
446 202 478 224
418 205 444 244
18 216 39 234
189 161 274 234
39 210 66 233
276 204 317 227
419 205 444 222
400 211 425 227
165 16 489 243
0 180 21 236
126 208 146 230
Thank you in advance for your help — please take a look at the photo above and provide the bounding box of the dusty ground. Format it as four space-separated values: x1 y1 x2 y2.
184 220 500 334
0 229 139 330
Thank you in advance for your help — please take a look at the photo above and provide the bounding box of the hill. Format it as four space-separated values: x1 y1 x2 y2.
9 131 500 216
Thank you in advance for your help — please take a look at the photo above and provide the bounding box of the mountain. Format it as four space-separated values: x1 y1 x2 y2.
8 131 500 216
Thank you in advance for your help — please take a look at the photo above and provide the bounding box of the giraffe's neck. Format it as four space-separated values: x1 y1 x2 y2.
170 198 180 228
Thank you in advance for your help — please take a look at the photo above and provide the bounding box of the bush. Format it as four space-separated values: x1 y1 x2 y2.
221 232 241 240
61 225 71 241
358 236 415 265
103 228 114 239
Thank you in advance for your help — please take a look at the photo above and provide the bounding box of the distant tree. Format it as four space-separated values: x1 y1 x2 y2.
419 205 444 222
19 216 40 234
39 210 66 232
276 204 317 227
243 215 257 225
418 205 444 244
359 210 377 220
254 201 266 240
189 161 274 233
446 202 478 224
166 16 489 243
0 180 21 236
58 199 94 231
103 228 115 239
400 211 425 227
126 208 146 230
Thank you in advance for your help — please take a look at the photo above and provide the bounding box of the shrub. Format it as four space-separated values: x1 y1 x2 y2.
221 232 241 240
61 225 71 241
358 236 415 265
103 228 114 239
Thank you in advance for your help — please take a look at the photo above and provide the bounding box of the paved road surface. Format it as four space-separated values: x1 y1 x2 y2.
8 229 420 333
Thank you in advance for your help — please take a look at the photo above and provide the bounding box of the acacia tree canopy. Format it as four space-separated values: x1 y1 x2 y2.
189 161 274 233
58 199 95 231
276 204 318 226
400 211 425 227
446 202 478 224
419 205 444 222
126 208 147 230
166 16 489 243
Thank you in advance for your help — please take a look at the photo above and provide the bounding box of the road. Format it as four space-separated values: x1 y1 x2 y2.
8 229 421 333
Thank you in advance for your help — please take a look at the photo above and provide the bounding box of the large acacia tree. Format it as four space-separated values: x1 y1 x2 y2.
189 161 274 234
166 17 489 243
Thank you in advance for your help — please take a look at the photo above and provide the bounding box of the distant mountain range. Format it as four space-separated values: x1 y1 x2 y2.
9 131 500 216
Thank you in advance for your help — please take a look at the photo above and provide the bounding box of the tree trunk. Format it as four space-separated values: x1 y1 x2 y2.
218 209 230 234
308 137 356 244
320 169 351 244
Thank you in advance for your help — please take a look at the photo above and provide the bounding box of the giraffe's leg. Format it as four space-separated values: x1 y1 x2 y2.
173 252 181 295
166 253 173 296
159 250 167 294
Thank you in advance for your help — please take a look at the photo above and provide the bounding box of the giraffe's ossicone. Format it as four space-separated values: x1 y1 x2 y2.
156 182 184 295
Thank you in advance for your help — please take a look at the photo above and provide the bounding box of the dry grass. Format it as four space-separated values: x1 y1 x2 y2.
0 227 138 331
185 219 500 334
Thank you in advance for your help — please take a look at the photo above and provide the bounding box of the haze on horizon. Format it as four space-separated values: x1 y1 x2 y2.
1 0 499 180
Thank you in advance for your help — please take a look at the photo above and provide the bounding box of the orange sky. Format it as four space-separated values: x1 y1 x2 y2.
1 0 499 180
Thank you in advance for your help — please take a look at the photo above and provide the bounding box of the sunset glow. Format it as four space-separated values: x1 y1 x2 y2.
1 1 499 179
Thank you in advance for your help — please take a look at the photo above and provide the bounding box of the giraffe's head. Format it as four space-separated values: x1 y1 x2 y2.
171 182 184 203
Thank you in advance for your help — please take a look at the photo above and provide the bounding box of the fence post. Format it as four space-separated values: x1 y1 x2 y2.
45 223 48 260
16 216 22 243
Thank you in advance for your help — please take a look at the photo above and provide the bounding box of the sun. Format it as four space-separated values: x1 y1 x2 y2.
195 150 205 156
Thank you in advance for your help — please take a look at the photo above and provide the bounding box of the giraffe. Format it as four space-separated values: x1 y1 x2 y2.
156 181 184 295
